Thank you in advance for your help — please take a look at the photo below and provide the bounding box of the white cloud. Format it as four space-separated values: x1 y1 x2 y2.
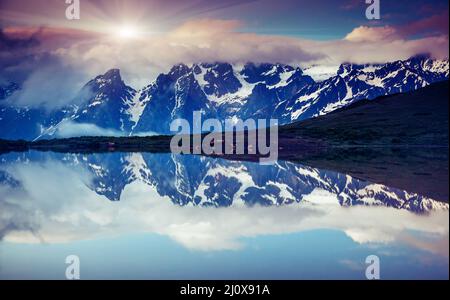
54 120 125 138
3 19 449 108
344 26 400 42
59 20 450 89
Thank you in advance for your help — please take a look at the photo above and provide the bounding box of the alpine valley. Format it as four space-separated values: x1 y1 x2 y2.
0 55 448 140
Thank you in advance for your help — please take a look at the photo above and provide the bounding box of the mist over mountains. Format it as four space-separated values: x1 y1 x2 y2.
0 55 448 140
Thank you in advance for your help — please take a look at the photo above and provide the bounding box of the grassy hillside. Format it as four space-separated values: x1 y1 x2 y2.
280 80 449 146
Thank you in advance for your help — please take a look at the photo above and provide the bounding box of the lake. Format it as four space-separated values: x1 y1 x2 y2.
0 151 448 279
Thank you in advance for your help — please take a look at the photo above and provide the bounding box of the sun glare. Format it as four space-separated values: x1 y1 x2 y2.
117 25 139 39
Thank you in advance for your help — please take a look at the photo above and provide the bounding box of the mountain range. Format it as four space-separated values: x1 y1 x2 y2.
2 81 447 202
0 54 448 140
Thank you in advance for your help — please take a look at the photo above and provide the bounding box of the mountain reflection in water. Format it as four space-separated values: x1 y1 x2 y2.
0 151 448 279
1 151 447 211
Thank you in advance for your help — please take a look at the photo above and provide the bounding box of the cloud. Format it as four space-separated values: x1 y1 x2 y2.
0 28 40 50
0 17 449 109
345 25 400 42
0 27 95 108
317 34 449 64
57 18 450 85
340 0 363 11
342 23 449 63
58 21 323 87
345 11 449 42
53 120 126 138
169 18 244 37
6 60 90 109
402 11 449 37
339 259 365 271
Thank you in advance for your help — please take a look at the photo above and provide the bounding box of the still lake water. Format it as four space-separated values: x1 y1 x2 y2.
0 151 448 279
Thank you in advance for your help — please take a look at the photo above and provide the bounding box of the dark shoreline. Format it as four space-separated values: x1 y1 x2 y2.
1 136 448 203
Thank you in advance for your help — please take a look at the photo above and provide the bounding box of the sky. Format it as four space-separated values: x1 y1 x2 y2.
0 0 449 108
1 231 448 279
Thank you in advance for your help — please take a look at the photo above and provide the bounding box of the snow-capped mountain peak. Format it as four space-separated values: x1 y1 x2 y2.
0 55 448 140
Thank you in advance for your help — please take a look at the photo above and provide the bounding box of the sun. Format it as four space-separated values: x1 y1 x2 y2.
117 25 139 39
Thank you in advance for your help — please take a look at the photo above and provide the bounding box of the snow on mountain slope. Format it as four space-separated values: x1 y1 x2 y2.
68 69 137 132
134 55 448 134
34 69 140 139
0 55 448 140
193 63 255 105
281 56 449 123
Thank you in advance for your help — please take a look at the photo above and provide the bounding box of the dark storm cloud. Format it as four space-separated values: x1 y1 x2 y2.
0 28 43 85
0 28 93 108
0 28 41 50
